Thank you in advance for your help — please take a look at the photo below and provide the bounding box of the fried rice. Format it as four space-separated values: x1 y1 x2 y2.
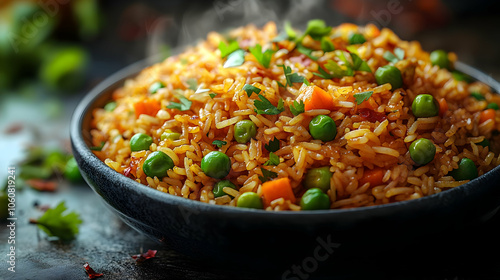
90 21 500 211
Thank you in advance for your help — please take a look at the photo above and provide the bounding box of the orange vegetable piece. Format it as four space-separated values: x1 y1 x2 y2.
299 86 335 111
438 98 448 116
359 168 384 187
261 177 296 205
133 99 161 119
479 109 496 124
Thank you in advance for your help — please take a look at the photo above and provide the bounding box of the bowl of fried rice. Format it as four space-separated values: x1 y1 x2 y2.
71 20 500 264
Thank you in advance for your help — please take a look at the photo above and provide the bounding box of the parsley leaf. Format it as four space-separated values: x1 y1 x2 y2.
383 47 405 63
243 84 261 97
166 95 192 111
90 141 105 151
290 100 305 116
265 136 280 152
186 78 198 91
209 93 217 99
212 140 227 148
258 168 278 183
32 201 82 241
324 60 351 78
299 19 332 41
297 45 319 61
353 91 374 105
272 21 297 42
219 40 240 58
224 49 245 68
350 52 372 72
264 152 280 166
313 66 334 79
321 37 335 52
254 95 285 115
280 65 310 87
249 44 274 68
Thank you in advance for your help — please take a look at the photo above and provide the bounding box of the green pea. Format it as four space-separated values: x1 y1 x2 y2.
477 138 490 148
470 92 485 101
104 101 117 112
161 131 181 141
149 81 165 94
348 33 366 45
237 192 263 209
300 188 330 210
486 103 499 110
213 180 238 198
304 167 332 192
201 151 231 179
130 133 153 152
409 138 436 166
234 120 257 144
64 157 83 183
430 50 449 69
450 158 478 181
143 151 174 179
309 115 337 142
375 65 403 89
411 94 439 118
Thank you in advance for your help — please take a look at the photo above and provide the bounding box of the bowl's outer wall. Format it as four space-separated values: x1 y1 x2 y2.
71 59 500 265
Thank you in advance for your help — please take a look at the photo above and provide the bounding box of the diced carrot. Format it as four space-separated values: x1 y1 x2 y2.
261 177 296 205
438 98 448 116
299 85 335 111
359 168 384 187
133 99 161 119
479 109 496 124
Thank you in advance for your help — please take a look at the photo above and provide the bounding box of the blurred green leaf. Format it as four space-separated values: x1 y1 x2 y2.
39 46 88 91
72 0 101 40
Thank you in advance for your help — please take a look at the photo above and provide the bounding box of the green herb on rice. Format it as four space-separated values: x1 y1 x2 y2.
254 95 285 115
218 40 240 58
265 137 280 152
258 168 278 183
243 84 261 97
223 49 245 68
353 91 374 105
166 95 192 111
290 100 305 116
264 152 280 166
212 140 227 148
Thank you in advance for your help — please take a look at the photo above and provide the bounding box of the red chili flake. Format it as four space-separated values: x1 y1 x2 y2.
26 179 57 192
83 262 103 279
359 108 387 122
131 249 157 263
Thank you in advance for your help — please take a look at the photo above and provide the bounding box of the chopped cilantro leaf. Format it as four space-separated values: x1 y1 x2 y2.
249 44 274 68
321 37 335 52
265 136 280 152
324 60 351 78
284 21 297 40
209 93 217 99
258 168 278 183
264 152 280 166
90 141 105 151
219 40 240 58
166 95 192 111
383 47 405 63
254 95 285 115
300 19 332 41
280 65 310 87
31 201 82 241
353 91 374 105
212 140 227 148
313 66 334 79
243 84 261 97
224 49 245 68
297 45 319 61
394 48 405 60
350 52 372 72
186 78 198 91
290 100 305 116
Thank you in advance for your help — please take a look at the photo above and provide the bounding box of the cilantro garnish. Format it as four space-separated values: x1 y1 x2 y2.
219 40 240 58
186 78 198 91
249 44 274 68
318 51 371 79
320 37 335 52
30 201 82 241
254 95 285 115
353 91 374 105
297 45 319 61
313 66 335 79
90 141 105 151
209 93 217 99
265 137 280 152
166 95 192 111
299 19 332 42
264 152 280 166
272 21 297 42
290 100 305 116
224 49 245 68
279 65 310 87
323 60 351 78
383 47 405 63
243 84 261 97
212 140 227 148
258 168 278 183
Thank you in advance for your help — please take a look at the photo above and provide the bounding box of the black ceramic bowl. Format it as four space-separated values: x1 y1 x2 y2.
71 60 500 268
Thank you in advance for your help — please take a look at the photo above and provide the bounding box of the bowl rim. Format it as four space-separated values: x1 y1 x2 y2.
70 58 500 218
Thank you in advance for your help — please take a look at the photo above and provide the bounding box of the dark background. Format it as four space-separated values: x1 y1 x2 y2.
1 0 500 279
